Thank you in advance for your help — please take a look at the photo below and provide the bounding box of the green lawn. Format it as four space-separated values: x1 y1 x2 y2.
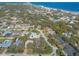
7 45 24 53
0 37 6 42
27 37 52 55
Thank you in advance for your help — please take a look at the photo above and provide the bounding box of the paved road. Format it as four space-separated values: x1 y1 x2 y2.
23 40 33 55
38 29 58 56
2 48 8 54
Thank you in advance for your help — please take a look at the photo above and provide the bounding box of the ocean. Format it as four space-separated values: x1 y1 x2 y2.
31 2 79 12
0 2 79 12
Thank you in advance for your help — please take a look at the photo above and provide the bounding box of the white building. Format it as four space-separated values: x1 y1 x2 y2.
29 32 40 39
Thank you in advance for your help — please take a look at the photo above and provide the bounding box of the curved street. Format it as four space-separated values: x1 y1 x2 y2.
38 29 58 56
23 40 33 55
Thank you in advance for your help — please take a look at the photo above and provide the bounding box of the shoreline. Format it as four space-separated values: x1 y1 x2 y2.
30 3 79 15
0 2 79 15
